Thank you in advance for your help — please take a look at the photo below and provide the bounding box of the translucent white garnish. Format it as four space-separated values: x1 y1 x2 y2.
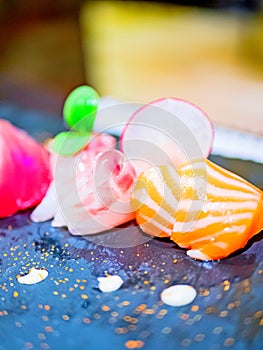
17 267 48 285
97 275 124 292
161 284 197 307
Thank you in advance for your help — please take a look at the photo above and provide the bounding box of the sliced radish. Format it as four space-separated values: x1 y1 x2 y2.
120 98 214 173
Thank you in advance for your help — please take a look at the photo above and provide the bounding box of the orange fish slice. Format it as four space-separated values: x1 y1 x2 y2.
131 159 263 261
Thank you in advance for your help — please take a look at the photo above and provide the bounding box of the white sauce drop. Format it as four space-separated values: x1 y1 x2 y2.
17 267 48 285
97 275 124 292
161 284 197 307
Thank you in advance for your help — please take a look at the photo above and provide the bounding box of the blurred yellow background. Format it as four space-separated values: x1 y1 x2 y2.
81 1 263 134
0 0 262 134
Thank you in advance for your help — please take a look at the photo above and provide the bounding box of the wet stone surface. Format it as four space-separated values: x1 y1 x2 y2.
0 208 263 350
0 104 263 349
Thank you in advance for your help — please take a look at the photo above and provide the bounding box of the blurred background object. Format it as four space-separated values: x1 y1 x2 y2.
0 0 262 133
81 0 263 135
0 0 85 115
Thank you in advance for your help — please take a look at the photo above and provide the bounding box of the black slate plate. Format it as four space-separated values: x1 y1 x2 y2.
0 105 263 350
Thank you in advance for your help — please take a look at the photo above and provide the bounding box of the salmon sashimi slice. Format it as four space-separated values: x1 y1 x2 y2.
0 119 51 217
131 158 263 260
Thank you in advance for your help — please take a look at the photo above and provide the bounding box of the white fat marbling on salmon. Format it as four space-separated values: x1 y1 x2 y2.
206 164 259 194
203 200 259 212
207 184 259 201
176 199 206 214
181 225 248 246
174 212 253 233
139 213 173 236
133 187 177 224
180 160 207 171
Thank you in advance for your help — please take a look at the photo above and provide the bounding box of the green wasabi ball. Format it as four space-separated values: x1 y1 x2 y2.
63 85 100 132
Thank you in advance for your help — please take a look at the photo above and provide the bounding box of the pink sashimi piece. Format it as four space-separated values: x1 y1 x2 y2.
120 97 214 175
31 133 136 234
0 119 51 217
